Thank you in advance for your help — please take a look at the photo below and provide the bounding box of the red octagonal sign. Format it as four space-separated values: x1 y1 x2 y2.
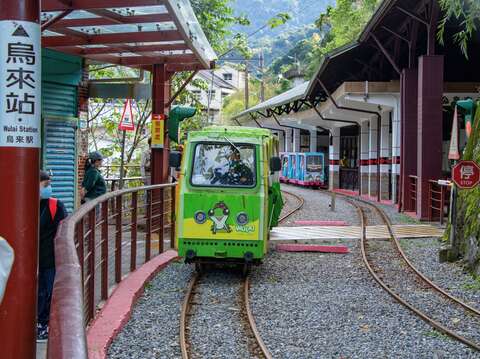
452 160 480 189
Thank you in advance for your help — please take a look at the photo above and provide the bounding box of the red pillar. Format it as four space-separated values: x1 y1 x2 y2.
416 55 444 219
151 64 172 184
0 0 40 358
400 68 418 212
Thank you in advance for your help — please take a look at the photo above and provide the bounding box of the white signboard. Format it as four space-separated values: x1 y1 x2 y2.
0 21 41 148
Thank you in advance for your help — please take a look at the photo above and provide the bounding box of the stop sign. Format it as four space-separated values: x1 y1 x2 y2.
452 160 480 189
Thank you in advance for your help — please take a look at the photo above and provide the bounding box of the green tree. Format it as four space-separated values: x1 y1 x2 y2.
305 0 381 76
438 0 480 58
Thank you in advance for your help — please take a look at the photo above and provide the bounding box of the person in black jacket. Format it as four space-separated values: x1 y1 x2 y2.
81 151 106 202
38 171 68 342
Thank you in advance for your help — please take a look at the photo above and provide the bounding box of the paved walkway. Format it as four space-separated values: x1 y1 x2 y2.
270 224 444 241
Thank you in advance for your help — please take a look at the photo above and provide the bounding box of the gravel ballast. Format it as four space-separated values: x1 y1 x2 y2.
108 184 479 358
107 261 192 359
187 269 254 359
280 185 360 226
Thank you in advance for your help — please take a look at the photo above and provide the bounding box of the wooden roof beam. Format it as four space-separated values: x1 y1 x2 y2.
42 0 167 12
42 30 182 47
87 53 198 66
57 43 188 55
49 13 172 29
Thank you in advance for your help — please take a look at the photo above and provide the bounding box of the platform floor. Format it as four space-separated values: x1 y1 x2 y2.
270 224 444 241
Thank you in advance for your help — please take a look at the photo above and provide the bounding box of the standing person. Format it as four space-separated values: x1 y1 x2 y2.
81 151 107 202
38 171 68 342
141 138 152 186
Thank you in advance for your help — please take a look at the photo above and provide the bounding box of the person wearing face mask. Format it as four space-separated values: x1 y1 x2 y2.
81 151 107 203
38 171 68 342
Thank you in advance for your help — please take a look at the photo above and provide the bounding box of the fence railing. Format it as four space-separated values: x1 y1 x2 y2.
103 164 142 178
48 183 176 359
428 180 451 225
408 175 418 213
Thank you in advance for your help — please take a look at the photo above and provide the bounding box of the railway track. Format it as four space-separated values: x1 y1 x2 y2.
340 195 480 352
279 190 304 223
180 272 273 359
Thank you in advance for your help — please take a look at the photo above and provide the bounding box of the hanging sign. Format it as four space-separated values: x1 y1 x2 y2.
151 114 165 148
448 106 460 160
118 98 135 131
456 99 476 139
0 21 41 148
452 160 480 189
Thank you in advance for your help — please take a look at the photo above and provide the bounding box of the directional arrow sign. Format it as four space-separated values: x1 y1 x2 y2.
452 160 480 189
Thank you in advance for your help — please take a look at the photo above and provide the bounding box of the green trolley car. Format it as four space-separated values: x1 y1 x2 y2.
172 126 284 271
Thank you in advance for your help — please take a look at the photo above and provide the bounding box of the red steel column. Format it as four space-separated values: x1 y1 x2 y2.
416 55 444 219
151 64 172 184
400 68 418 212
0 0 40 358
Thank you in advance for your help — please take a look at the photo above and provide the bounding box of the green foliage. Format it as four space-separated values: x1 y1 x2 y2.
305 0 381 76
461 275 480 291
191 0 250 53
438 0 480 58
267 12 292 29
453 100 480 272
222 77 289 122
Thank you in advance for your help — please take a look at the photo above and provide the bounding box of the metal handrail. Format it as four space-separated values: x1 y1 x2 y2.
408 175 417 213
48 183 176 359
427 179 451 224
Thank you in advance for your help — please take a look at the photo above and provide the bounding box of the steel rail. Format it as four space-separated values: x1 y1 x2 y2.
345 197 480 352
180 274 272 359
243 276 273 359
180 273 198 359
369 201 480 317
279 190 305 223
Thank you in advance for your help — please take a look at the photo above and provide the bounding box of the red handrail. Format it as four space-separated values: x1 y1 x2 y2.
408 175 418 213
428 180 451 224
48 183 176 359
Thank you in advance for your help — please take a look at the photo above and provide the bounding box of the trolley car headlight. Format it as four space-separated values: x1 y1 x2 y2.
236 212 249 225
315 176 320 181
194 211 207 224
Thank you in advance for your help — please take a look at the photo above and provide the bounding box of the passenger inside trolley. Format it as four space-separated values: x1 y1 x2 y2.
192 144 255 187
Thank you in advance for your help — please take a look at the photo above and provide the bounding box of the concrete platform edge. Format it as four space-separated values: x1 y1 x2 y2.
86 250 179 359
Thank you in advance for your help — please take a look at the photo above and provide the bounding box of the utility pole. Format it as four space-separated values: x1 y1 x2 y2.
260 51 265 102
244 60 249 109
0 0 41 357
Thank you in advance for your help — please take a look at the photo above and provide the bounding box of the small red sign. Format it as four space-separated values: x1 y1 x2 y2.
119 99 135 131
452 160 480 189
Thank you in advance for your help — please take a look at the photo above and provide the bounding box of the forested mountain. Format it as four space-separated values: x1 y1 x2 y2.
225 0 334 74
231 0 333 41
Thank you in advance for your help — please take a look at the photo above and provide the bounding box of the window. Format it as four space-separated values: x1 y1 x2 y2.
221 92 229 99
191 90 201 100
306 155 323 172
223 73 233 81
207 89 216 98
191 143 256 188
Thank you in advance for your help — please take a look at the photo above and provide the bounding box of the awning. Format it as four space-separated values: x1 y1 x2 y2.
232 81 310 121
41 0 217 71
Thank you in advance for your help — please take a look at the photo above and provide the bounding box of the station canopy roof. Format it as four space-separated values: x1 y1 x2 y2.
41 0 217 72
307 0 480 99
233 0 480 123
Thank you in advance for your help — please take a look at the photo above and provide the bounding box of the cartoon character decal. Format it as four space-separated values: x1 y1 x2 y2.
208 201 232 234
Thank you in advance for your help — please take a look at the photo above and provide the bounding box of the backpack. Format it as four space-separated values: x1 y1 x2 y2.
48 198 58 220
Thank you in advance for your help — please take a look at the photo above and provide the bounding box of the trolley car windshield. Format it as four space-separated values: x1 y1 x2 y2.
191 143 256 188
307 155 323 172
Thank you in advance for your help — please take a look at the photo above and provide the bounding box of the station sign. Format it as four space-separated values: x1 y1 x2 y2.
452 160 480 189
151 114 165 148
0 21 41 148
118 99 135 131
